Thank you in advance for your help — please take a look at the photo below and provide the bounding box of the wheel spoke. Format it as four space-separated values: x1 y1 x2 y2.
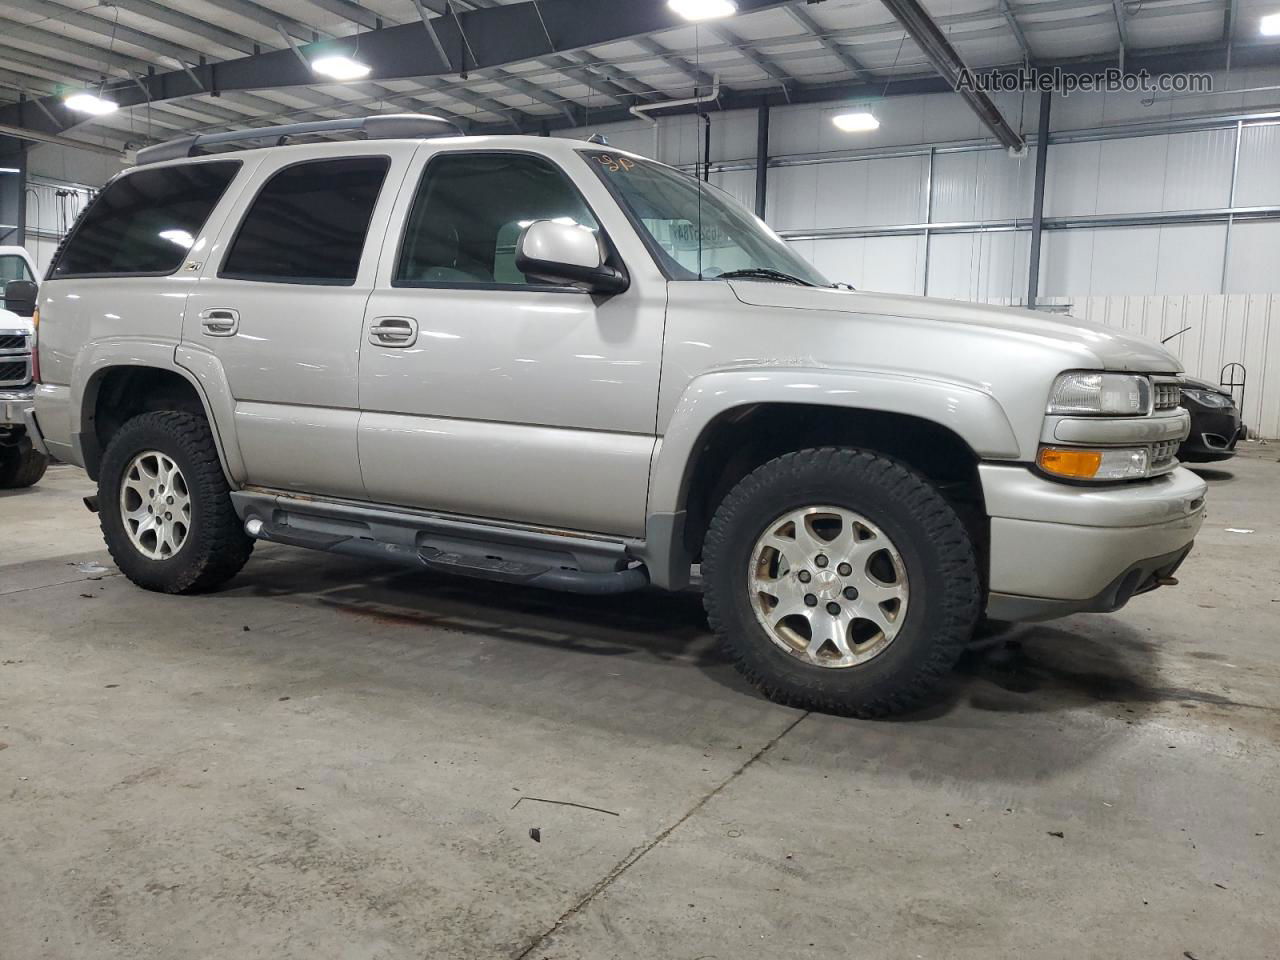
747 503 909 670
118 449 191 562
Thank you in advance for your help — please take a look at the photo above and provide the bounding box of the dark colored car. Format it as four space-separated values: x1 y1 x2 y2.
1177 376 1246 463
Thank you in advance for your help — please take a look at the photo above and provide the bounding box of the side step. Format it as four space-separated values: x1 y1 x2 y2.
234 491 649 596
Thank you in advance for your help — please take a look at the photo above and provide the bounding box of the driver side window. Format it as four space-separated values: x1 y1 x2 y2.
394 152 599 288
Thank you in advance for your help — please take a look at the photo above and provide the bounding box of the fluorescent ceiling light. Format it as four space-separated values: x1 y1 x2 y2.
64 92 118 115
311 55 371 80
668 0 737 22
1262 12 1280 35
832 112 880 133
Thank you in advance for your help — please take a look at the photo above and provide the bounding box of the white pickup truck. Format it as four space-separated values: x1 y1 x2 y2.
0 245 47 488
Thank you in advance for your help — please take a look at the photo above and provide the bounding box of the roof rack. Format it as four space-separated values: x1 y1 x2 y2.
134 113 464 166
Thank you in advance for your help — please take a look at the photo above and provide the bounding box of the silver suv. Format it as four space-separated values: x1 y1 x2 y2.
27 115 1207 717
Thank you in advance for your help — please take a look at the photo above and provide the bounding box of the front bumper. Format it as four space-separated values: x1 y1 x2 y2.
1 387 35 427
1177 404 1243 463
0 387 48 455
980 463 1207 622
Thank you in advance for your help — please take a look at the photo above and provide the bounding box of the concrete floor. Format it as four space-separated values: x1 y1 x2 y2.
2 450 1278 960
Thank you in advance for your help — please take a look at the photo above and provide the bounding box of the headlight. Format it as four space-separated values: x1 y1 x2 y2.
1182 388 1233 409
1047 372 1150 416
1038 446 1150 481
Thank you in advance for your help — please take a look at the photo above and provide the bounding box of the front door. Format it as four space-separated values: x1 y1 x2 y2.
358 148 664 537
183 144 412 499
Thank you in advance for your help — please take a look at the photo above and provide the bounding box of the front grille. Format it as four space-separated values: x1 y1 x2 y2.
0 359 30 386
1150 439 1179 469
1153 382 1181 411
0 334 28 350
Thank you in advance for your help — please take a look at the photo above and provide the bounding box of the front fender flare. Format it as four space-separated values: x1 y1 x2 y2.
647 365 1021 526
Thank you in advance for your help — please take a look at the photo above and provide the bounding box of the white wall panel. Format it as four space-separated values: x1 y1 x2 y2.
1224 221 1280 294
798 235 925 294
1040 224 1227 297
927 232 1029 303
1233 122 1280 207
931 148 1035 223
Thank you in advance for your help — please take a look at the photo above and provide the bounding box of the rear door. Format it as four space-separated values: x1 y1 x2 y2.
184 144 413 498
357 147 666 537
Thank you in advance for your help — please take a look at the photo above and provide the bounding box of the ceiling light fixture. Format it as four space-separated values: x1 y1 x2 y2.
1262 12 1280 35
668 0 738 22
832 112 880 133
311 55 372 81
64 91 119 115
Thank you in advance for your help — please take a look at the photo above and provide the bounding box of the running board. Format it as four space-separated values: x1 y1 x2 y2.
231 490 649 595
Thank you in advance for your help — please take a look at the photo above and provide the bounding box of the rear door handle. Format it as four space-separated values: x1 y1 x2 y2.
199 307 239 337
369 316 418 347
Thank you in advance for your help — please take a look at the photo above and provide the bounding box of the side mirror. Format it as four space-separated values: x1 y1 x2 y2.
516 220 629 295
3 280 38 318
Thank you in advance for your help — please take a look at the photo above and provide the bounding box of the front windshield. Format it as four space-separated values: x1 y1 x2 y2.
583 151 830 286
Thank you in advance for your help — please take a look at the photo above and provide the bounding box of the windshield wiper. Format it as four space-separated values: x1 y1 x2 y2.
712 268 814 287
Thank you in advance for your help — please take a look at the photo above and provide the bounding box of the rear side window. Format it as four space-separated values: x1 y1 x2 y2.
50 161 240 278
221 156 390 285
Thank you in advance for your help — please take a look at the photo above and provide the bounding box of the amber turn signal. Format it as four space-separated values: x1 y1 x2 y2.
1038 447 1103 479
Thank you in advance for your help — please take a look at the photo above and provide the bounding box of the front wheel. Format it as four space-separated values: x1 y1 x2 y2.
702 448 981 718
99 411 253 594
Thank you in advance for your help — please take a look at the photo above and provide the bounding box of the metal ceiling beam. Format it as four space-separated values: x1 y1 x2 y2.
876 0 1025 150
997 0 1034 63
784 4 874 82
1 0 205 67
708 25 793 86
4 0 803 137
1111 0 1131 71
108 0 259 56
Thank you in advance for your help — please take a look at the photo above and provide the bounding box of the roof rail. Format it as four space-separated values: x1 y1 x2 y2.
134 113 464 166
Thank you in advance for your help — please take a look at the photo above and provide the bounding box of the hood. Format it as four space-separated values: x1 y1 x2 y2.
727 282 1182 374
0 307 32 332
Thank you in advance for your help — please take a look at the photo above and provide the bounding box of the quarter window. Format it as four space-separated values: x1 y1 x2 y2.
222 156 390 285
49 161 240 278
395 153 599 287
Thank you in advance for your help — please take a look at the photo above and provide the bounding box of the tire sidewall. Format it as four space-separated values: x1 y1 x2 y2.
707 451 978 709
99 416 215 590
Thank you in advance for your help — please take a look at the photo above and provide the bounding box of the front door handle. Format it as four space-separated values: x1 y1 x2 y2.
369 316 418 347
199 307 239 337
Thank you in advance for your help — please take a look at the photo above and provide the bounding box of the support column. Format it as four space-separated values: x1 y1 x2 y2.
754 103 770 219
0 134 28 246
1025 91 1052 309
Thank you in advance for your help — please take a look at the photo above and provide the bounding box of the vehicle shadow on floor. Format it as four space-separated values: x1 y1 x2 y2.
224 550 1218 729
1188 466 1236 483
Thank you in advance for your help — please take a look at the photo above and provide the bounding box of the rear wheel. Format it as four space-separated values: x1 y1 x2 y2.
0 438 48 489
99 411 253 593
702 448 981 718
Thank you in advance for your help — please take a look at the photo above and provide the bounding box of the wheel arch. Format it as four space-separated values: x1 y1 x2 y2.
77 354 242 484
641 368 1018 588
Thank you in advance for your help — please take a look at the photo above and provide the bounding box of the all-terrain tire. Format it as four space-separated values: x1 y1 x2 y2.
0 440 48 489
702 447 981 718
99 411 253 593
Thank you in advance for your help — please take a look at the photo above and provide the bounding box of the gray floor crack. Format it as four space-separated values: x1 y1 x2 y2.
511 710 810 959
